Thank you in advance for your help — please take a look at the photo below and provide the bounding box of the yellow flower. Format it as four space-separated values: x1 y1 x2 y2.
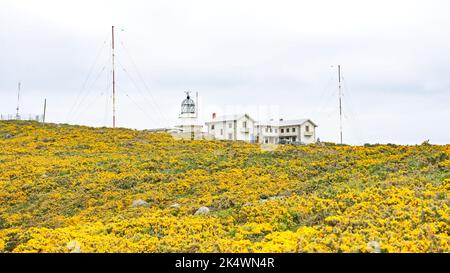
0 120 449 253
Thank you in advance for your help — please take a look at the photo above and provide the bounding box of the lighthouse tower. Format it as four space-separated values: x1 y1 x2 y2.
176 91 203 139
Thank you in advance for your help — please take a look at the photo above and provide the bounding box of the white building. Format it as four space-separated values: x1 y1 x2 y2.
205 113 256 142
205 113 318 144
256 118 318 144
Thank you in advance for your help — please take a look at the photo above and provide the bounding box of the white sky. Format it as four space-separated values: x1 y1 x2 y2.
1 0 449 144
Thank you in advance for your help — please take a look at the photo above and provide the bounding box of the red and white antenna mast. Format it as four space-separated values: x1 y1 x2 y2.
111 26 116 128
338 65 343 144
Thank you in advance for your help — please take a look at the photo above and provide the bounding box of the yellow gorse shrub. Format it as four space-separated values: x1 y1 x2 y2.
0 121 449 252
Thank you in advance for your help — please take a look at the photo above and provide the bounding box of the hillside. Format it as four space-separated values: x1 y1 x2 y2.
0 120 449 252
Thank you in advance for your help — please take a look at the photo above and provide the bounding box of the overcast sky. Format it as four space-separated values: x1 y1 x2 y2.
1 0 449 144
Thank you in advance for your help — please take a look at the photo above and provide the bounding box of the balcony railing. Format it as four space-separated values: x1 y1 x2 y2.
0 114 44 122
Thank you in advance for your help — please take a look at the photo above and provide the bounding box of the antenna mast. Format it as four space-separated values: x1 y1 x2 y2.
16 82 21 120
112 26 116 128
338 65 343 144
43 98 47 123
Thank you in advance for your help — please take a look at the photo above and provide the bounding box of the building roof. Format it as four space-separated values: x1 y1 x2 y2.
205 113 255 123
257 119 318 127
145 127 183 133
255 119 280 126
280 119 318 127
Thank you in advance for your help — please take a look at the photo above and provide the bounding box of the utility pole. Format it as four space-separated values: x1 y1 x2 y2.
43 99 47 123
338 65 343 144
16 82 21 120
112 26 116 128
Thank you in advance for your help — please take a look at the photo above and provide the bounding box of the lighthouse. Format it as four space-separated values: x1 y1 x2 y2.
175 91 203 139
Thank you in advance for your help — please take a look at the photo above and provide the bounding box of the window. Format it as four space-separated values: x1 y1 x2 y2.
292 128 295 132
265 138 268 144
275 129 278 133
228 133 233 140
228 123 232 129
243 121 247 128
286 128 290 133
211 125 215 130
220 129 223 135
270 128 272 133
281 128 284 133
306 125 310 132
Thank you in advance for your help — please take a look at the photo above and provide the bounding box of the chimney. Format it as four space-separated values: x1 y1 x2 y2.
212 113 216 119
